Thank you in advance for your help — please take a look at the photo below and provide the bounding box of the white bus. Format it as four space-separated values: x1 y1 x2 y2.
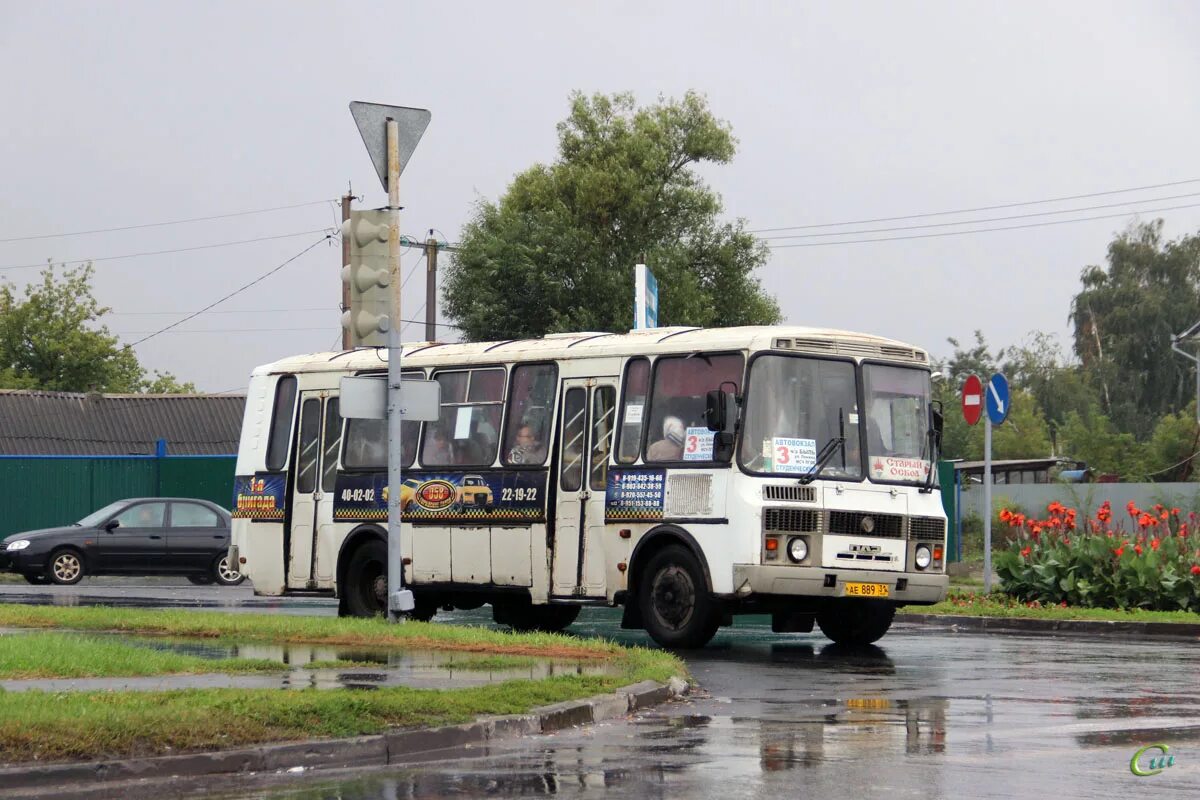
230 325 948 648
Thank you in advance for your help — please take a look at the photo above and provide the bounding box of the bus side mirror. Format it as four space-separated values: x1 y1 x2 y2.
705 390 737 433
931 402 944 448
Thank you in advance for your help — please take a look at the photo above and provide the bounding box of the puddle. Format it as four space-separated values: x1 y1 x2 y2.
0 628 620 693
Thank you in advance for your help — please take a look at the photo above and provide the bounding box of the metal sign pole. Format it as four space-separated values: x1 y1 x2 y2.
386 117 414 622
983 416 992 594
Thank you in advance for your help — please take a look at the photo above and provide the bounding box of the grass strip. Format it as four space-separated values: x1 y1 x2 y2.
0 605 623 660
912 591 1200 624
0 633 283 679
0 671 673 764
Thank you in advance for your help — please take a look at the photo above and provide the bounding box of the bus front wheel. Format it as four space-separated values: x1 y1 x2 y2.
816 599 895 645
638 545 719 649
344 539 388 617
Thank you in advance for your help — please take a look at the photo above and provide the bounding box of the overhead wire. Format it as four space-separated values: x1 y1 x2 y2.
763 200 1200 248
126 233 334 347
758 190 1200 241
0 228 335 273
0 199 336 243
749 177 1200 233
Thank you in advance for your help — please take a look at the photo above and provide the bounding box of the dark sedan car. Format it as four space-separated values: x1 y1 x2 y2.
0 498 243 586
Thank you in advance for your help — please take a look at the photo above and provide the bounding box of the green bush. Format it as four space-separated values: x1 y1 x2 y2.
995 500 1200 610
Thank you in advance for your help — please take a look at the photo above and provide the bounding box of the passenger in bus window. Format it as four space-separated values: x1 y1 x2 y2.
424 425 453 465
647 416 685 461
508 424 546 465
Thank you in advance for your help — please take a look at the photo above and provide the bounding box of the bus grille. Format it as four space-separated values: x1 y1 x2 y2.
763 508 821 533
909 517 946 542
762 485 816 503
828 511 905 538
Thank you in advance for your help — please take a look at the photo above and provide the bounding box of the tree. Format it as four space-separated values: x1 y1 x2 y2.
1001 331 1096 451
0 263 194 393
443 91 781 341
1058 404 1146 479
1070 220 1200 438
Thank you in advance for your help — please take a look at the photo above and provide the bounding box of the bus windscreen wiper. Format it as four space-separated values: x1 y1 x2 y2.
798 410 846 485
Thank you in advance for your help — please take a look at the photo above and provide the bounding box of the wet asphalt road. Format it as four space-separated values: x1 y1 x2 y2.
4 582 1200 798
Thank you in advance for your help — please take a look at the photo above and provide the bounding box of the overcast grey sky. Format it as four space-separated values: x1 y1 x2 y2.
3 1 1199 392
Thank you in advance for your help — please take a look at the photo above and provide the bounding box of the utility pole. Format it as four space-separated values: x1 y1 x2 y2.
425 234 438 341
340 190 353 350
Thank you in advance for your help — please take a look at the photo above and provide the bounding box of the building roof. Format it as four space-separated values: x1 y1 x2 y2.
952 458 1077 474
0 391 245 455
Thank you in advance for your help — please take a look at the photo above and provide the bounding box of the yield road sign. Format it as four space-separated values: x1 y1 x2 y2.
349 101 431 192
962 374 983 426
985 373 1010 425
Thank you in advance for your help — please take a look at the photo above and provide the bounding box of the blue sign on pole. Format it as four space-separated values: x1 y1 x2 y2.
985 373 1010 425
634 263 658 329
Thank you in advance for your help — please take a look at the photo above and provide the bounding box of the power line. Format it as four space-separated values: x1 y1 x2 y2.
127 234 333 347
399 252 427 290
764 200 1200 249
0 199 336 243
750 177 1200 233
115 319 463 335
0 228 335 273
758 190 1200 241
108 307 335 316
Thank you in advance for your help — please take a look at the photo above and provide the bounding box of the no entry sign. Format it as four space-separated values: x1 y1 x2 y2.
962 374 983 426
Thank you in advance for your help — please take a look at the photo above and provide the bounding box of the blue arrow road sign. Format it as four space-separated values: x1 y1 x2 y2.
986 373 1010 425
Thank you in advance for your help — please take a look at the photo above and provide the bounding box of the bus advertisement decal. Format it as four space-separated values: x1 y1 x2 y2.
605 468 666 521
333 471 548 523
232 473 285 520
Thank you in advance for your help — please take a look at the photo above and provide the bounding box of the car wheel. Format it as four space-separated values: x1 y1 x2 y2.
343 539 387 617
638 545 720 649
22 572 50 586
48 549 85 585
213 555 245 586
188 574 215 586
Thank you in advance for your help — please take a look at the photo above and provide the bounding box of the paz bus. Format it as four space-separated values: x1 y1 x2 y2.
229 325 947 648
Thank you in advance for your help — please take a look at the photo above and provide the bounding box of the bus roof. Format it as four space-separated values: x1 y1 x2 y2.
252 325 930 377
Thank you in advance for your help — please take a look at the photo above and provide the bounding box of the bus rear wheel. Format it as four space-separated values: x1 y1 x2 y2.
344 539 388 617
638 545 719 649
816 599 895 645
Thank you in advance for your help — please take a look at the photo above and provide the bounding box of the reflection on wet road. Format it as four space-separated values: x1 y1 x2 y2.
206 615 1200 799
5 587 1200 797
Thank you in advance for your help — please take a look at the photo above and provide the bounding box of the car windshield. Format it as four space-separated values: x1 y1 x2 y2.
863 364 933 484
740 355 862 480
77 500 130 528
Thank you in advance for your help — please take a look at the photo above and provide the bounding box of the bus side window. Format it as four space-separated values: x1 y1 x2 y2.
265 375 298 472
423 368 505 467
502 363 557 466
645 353 744 463
617 358 650 464
321 398 341 493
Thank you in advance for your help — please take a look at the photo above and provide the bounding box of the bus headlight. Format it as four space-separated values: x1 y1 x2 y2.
787 537 808 563
914 544 932 570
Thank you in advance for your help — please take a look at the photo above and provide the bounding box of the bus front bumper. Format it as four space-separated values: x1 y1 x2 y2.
731 565 948 605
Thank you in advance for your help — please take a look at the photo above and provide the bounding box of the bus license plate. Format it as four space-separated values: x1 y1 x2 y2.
844 582 889 598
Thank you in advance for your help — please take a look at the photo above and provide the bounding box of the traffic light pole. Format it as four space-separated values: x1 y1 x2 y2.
386 117 414 622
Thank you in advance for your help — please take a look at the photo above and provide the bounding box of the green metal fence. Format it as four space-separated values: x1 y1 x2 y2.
0 455 236 539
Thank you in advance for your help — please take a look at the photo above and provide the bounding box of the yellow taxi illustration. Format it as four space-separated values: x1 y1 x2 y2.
457 475 494 508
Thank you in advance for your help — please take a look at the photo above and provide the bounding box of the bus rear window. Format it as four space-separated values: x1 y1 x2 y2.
265 376 297 472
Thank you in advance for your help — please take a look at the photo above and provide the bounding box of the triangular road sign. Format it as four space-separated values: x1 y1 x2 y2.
349 101 431 191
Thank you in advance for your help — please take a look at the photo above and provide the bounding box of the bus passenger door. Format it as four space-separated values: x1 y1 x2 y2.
552 378 616 598
288 391 335 589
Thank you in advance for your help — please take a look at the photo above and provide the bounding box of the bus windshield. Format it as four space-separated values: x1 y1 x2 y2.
863 364 932 484
740 355 861 479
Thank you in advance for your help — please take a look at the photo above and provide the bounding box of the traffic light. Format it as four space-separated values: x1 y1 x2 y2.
341 209 392 347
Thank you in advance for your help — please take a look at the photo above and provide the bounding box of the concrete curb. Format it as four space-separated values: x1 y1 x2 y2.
0 677 689 792
899 612 1200 640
